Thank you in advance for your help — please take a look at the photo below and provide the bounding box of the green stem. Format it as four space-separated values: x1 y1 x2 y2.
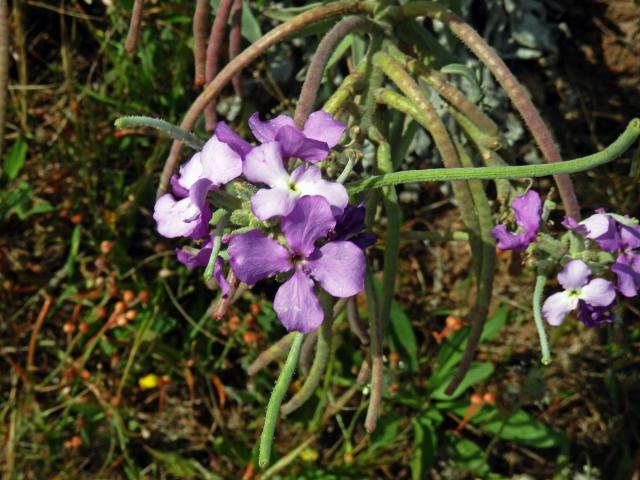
403 230 470 242
533 273 552 365
371 132 401 335
247 333 297 376
445 141 496 395
259 332 304 468
203 214 228 280
323 59 366 115
281 295 335 416
347 118 640 193
364 268 383 433
114 116 204 150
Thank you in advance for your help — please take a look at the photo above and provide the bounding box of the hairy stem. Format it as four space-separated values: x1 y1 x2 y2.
347 118 640 192
532 273 552 365
394 2 580 219
259 332 304 468
125 0 145 57
364 268 383 433
114 116 204 150
193 0 210 87
205 0 234 130
247 333 297 376
159 0 372 197
228 0 243 96
294 16 375 128
347 296 369 344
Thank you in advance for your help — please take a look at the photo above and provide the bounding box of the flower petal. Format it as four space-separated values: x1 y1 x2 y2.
248 112 295 143
214 121 252 157
273 269 324 333
176 152 204 190
302 111 346 148
542 291 578 326
611 253 640 297
228 230 291 285
580 213 621 251
176 240 212 269
557 259 591 290
250 187 298 220
306 241 365 297
292 165 348 214
199 135 243 186
491 225 530 252
170 174 189 198
242 141 289 187
214 257 231 298
576 300 615 328
579 278 616 307
153 179 212 239
275 126 329 163
512 190 542 235
619 224 640 250
281 196 336 257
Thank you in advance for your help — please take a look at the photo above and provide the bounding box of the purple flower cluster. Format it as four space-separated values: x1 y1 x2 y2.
492 191 639 328
152 111 369 333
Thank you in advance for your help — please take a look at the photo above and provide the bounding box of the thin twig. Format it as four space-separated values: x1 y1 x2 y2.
125 0 144 57
27 294 52 374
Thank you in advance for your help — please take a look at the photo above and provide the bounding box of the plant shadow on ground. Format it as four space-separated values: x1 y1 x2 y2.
0 1 639 479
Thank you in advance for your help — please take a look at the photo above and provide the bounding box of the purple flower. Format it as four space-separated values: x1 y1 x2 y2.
576 300 615 328
491 190 542 251
542 259 616 326
155 133 244 239
170 134 244 197
227 196 365 333
577 211 622 252
243 142 348 220
248 110 345 163
611 252 640 297
329 204 376 250
176 239 230 297
154 179 212 239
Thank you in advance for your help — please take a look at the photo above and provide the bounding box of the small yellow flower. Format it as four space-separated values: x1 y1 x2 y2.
138 374 159 390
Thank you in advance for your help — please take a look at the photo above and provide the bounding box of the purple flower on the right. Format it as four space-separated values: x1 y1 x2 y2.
542 259 616 327
565 211 640 297
491 190 542 251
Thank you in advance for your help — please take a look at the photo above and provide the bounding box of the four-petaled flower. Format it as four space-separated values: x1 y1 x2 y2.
244 141 348 220
491 190 542 251
542 259 615 326
249 110 346 163
228 196 365 333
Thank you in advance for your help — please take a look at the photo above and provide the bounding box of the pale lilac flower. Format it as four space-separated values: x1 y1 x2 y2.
156 133 244 238
154 179 212 239
542 259 616 326
227 196 365 333
567 211 640 296
491 190 542 251
243 142 348 220
170 133 244 197
176 238 230 297
248 110 345 163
